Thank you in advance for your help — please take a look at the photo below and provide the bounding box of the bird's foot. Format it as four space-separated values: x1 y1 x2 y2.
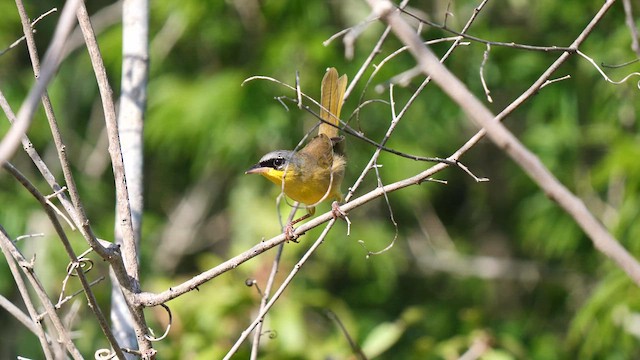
332 201 352 235
331 201 347 219
284 223 299 242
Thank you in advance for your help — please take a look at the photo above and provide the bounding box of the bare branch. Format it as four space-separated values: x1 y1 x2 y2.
622 0 640 57
249 208 294 359
0 225 80 359
0 0 81 164
479 43 493 103
397 6 574 53
326 310 368 360
224 217 342 359
112 0 149 352
367 0 640 287
3 162 124 359
0 8 58 57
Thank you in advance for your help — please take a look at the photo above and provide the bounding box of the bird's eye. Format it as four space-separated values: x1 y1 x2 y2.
273 157 285 168
261 155 288 170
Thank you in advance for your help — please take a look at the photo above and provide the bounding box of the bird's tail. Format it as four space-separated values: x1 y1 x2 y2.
318 67 347 140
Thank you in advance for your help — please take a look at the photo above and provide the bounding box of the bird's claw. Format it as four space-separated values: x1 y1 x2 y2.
284 223 299 242
331 201 347 219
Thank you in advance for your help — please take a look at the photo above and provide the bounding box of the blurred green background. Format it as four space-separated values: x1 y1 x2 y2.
1 0 640 358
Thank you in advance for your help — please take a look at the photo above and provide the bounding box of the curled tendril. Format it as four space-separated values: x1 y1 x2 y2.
144 303 172 342
94 348 116 360
66 257 94 276
262 330 278 339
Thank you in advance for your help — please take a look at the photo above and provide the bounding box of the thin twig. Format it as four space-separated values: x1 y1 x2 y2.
363 86 401 256
3 162 124 359
325 310 368 360
224 218 340 359
0 7 58 56
0 0 81 165
0 239 56 359
14 233 45 242
479 43 493 103
540 75 572 90
144 304 172 342
0 224 80 359
576 49 640 87
622 0 640 57
368 0 640 287
249 208 295 359
397 6 574 53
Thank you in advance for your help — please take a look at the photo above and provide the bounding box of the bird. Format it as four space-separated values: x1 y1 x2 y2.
246 67 348 238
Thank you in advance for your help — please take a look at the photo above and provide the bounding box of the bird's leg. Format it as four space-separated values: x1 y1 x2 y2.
331 201 346 219
284 213 312 242
331 201 351 235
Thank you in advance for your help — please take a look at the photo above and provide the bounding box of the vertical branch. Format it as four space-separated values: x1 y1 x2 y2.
75 0 139 286
250 208 298 358
75 0 153 356
111 0 149 353
118 0 148 257
622 0 640 56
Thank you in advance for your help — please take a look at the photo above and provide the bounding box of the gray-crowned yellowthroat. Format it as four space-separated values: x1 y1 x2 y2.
246 68 348 226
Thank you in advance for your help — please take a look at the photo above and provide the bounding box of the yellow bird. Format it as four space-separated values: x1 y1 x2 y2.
246 68 348 226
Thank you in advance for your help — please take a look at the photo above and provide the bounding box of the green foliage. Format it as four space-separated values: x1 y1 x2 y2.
1 0 640 359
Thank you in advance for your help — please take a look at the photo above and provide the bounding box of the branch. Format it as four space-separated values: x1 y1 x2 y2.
75 1 153 356
0 239 57 359
397 6 574 53
0 7 57 57
3 162 125 359
0 225 81 359
137 156 451 307
366 0 640 286
622 0 640 57
224 217 342 359
112 0 149 353
0 0 81 164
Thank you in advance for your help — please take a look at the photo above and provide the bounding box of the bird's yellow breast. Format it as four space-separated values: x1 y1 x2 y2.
260 159 344 206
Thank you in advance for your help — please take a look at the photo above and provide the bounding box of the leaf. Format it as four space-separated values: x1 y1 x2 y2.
361 321 406 358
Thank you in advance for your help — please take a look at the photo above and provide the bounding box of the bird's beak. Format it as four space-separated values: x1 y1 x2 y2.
245 165 269 175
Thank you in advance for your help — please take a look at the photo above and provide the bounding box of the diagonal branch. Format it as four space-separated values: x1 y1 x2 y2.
366 0 640 286
0 238 57 359
136 158 450 307
0 0 81 164
3 162 125 359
